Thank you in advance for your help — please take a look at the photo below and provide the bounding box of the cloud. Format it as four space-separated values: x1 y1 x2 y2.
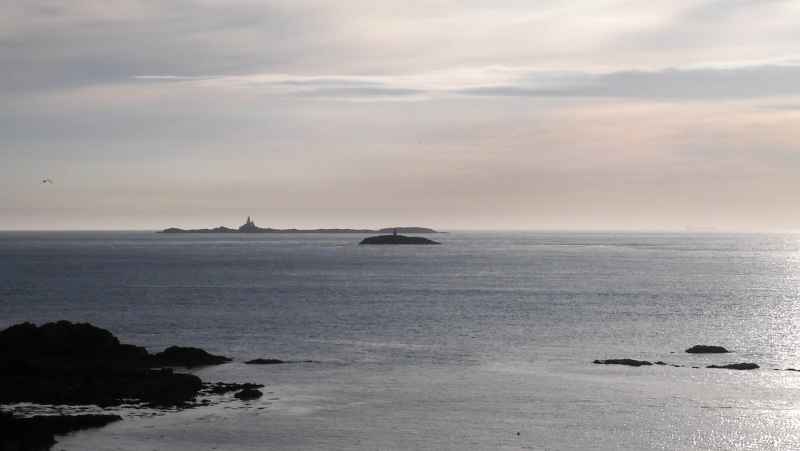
137 60 800 101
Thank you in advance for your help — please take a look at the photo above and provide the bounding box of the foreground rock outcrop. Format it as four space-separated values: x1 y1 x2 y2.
0 321 232 408
0 321 259 450
0 412 121 451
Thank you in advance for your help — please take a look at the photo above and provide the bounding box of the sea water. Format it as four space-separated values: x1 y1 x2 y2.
2 231 800 450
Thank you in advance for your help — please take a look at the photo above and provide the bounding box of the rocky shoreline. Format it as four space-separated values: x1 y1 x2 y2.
0 321 268 450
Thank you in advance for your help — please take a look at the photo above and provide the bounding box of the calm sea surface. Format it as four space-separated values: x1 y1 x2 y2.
3 231 800 450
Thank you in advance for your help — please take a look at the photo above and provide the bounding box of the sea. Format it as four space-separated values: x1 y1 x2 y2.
2 231 800 450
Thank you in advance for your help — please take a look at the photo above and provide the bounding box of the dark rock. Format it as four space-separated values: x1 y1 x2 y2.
685 345 729 354
0 363 203 407
707 363 759 370
0 411 121 451
359 235 440 245
244 358 284 365
146 346 232 368
234 388 263 400
0 321 149 370
593 359 653 367
202 382 265 395
0 321 263 449
0 322 217 407
655 361 667 365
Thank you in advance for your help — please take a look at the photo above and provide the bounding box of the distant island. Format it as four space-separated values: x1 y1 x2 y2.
359 232 440 245
160 217 440 234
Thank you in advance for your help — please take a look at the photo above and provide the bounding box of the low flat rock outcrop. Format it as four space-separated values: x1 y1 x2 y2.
593 359 653 367
685 345 729 354
359 234 440 245
203 382 265 395
146 346 232 368
245 358 285 365
707 363 759 370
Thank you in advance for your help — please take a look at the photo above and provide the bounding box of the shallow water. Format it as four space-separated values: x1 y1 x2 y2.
3 231 800 450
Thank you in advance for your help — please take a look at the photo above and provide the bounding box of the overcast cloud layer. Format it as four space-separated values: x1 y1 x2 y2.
3 0 800 230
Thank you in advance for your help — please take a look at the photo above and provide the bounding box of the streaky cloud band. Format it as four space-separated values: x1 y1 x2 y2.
135 60 800 101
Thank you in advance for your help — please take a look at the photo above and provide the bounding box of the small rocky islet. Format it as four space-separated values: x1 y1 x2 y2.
359 234 441 245
0 321 280 450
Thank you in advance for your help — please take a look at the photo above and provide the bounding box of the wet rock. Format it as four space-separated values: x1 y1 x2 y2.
234 388 263 400
203 382 265 395
707 363 759 370
0 411 121 451
685 345 729 354
593 359 653 367
0 361 203 407
146 346 232 368
244 358 284 365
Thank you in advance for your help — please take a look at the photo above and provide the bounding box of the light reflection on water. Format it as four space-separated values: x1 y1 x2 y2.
3 231 800 449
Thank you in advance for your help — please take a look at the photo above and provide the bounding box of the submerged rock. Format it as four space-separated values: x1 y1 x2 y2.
593 359 653 367
685 345 729 354
707 363 759 370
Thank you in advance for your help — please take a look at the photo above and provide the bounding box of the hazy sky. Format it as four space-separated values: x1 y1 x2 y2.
4 0 800 230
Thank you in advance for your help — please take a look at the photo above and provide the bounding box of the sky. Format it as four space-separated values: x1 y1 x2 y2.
3 0 800 231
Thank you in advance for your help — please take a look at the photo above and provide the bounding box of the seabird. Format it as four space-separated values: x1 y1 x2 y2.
41 180 53 184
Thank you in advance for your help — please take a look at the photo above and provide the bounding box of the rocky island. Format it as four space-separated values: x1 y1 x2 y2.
359 229 441 245
160 217 440 235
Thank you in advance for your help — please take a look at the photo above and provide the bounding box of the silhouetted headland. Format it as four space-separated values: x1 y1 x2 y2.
0 321 264 450
160 217 440 234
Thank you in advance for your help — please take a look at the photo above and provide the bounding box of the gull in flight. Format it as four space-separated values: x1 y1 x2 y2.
41 180 53 184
